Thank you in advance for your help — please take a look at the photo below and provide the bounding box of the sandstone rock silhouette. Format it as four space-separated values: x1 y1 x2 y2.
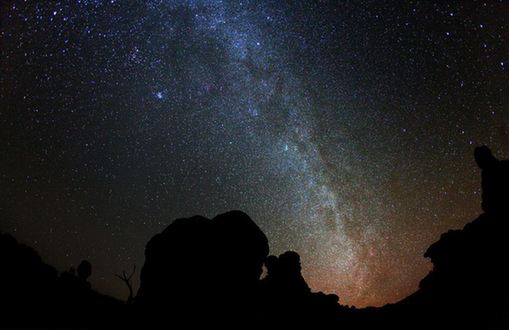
135 210 269 320
2 146 509 329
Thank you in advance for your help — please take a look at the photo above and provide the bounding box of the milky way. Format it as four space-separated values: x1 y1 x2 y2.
1 1 508 306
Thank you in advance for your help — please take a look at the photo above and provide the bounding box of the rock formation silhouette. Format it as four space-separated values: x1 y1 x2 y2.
1 146 509 329
260 250 340 324
135 210 269 322
474 145 509 215
396 145 509 329
0 232 121 328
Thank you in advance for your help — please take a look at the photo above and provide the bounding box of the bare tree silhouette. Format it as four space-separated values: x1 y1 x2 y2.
115 265 136 304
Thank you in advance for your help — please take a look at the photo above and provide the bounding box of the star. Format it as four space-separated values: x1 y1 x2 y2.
2 0 507 309
155 91 164 100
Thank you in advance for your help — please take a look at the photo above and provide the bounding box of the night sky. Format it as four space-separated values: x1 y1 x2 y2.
1 0 508 307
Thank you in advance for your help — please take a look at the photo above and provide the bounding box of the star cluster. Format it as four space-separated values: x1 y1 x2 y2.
1 0 508 307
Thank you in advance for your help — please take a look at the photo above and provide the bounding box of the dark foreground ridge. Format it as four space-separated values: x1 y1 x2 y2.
1 146 509 329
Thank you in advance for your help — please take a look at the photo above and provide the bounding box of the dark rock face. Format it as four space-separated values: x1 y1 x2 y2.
3 146 509 329
213 210 269 293
400 146 509 329
136 210 269 317
261 251 311 304
259 250 340 323
420 147 509 308
474 145 509 215
136 215 214 307
0 232 121 328
0 232 59 308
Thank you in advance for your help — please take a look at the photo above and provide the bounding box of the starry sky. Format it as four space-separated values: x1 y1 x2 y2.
1 0 508 307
